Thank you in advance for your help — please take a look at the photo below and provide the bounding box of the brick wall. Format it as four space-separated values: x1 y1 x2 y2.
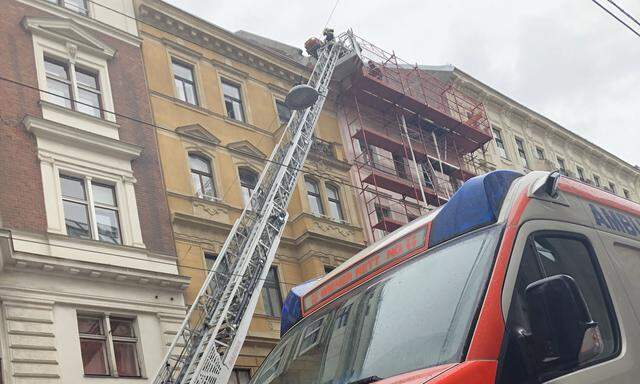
0 1 176 256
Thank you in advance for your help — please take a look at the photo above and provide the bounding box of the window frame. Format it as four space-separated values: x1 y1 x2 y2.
48 0 89 15
499 228 621 383
535 146 545 160
305 177 325 216
275 99 292 125
221 78 245 122
238 167 259 209
43 55 103 118
59 174 122 244
576 166 586 182
556 156 567 176
171 59 199 106
325 183 344 222
492 128 508 159
188 153 216 200
514 137 529 169
77 314 142 378
593 174 601 188
261 266 284 317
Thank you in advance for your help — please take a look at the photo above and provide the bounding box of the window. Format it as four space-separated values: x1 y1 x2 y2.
624 189 631 200
514 137 529 169
47 0 88 15
276 100 292 124
593 174 601 187
576 166 586 182
222 80 245 122
499 232 618 383
239 168 259 208
326 184 344 222
78 315 141 377
60 175 121 244
324 265 335 274
44 57 102 117
261 267 283 317
204 252 229 275
535 146 545 160
609 182 617 194
374 204 391 222
204 252 216 270
229 369 251 384
298 317 325 355
421 164 434 189
189 154 215 200
172 60 198 105
305 177 324 215
492 128 508 159
557 157 567 176
392 153 407 178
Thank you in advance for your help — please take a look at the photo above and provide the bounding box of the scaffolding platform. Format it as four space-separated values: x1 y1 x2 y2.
372 217 404 232
361 168 442 206
351 127 476 181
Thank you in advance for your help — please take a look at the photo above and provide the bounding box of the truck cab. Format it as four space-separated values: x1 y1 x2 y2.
249 170 640 384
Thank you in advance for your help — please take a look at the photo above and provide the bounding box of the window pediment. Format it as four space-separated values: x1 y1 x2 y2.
23 17 116 59
176 124 220 146
228 140 266 159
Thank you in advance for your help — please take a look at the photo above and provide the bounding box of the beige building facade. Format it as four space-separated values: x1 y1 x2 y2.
134 0 365 378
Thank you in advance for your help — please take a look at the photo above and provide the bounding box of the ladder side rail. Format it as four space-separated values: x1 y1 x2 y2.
152 216 245 384
187 42 343 384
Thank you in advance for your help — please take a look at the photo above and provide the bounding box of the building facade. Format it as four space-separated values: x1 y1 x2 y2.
134 0 366 378
441 66 640 201
0 0 187 382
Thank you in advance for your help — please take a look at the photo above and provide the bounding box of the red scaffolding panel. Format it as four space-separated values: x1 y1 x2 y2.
338 33 492 242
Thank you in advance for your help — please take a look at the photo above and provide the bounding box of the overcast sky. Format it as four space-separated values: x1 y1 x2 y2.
168 0 640 166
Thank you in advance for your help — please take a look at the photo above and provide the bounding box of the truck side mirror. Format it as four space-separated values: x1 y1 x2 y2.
524 274 603 376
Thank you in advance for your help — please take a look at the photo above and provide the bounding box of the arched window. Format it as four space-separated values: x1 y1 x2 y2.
305 177 324 215
189 153 215 199
239 167 259 208
326 184 343 221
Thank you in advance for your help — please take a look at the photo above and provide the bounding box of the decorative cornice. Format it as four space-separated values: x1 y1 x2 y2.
137 3 307 83
22 16 116 59
24 115 142 161
2 230 189 291
451 69 640 175
17 0 141 46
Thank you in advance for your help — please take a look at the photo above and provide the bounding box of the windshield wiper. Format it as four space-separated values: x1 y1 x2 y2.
347 376 383 384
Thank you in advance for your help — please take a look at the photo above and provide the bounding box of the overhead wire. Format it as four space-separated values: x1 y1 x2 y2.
16 0 445 216
0 75 433 218
592 0 640 38
0 0 442 284
606 0 640 28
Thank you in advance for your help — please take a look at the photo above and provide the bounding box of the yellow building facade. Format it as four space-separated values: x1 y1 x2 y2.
134 0 365 376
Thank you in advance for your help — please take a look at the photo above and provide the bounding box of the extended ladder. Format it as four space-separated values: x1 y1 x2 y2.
153 36 349 384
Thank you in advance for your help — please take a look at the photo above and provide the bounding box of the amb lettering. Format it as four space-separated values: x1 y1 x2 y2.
589 203 640 237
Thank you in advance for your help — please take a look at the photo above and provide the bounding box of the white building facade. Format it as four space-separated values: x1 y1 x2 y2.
443 67 640 200
0 0 187 382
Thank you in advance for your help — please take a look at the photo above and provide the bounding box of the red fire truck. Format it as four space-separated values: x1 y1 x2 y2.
249 170 640 384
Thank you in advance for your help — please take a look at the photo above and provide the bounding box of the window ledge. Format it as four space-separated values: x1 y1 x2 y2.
25 115 142 161
84 374 147 380
6 231 189 290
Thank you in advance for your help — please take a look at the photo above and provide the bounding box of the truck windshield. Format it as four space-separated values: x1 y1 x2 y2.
250 224 503 384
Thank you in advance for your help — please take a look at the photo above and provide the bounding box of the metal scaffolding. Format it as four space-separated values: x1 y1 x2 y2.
338 33 493 241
